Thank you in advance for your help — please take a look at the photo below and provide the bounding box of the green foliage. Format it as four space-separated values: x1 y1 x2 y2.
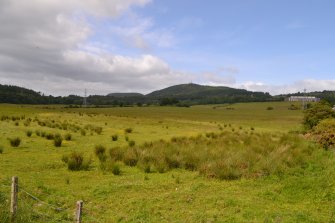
310 118 335 149
303 102 335 129
62 152 91 171
9 137 21 147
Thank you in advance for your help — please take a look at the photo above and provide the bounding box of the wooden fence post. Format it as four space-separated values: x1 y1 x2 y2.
10 176 18 222
75 200 83 223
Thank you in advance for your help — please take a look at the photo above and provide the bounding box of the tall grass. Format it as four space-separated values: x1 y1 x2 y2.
107 131 318 180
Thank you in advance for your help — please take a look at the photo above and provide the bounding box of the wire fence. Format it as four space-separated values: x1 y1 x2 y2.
0 179 102 223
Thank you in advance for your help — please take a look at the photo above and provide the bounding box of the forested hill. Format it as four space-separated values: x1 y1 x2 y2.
146 83 272 104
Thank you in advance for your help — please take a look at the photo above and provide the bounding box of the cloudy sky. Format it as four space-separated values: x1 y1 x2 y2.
1 0 335 96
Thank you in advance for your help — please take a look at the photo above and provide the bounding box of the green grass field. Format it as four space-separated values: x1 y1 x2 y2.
1 102 335 222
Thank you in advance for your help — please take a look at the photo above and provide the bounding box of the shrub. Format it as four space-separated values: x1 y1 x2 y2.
311 118 335 149
9 137 21 147
54 136 63 147
64 133 72 141
26 130 33 137
111 134 118 141
266 106 274 110
303 101 335 129
62 152 91 171
125 135 129 141
124 149 138 166
0 146 3 154
124 128 133 133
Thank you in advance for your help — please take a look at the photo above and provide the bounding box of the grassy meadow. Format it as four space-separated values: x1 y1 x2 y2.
1 102 335 222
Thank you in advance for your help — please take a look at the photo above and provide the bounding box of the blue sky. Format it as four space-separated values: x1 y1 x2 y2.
98 0 334 84
1 0 335 95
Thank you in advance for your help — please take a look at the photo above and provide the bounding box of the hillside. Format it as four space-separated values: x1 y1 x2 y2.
146 83 273 104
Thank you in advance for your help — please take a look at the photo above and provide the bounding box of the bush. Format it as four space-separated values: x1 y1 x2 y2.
303 102 335 129
9 137 21 147
111 134 118 141
310 118 335 149
0 146 3 154
26 130 33 137
62 152 91 171
64 133 72 141
266 106 274 110
54 136 63 147
124 128 133 133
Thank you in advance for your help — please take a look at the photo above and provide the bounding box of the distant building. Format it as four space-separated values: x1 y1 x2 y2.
288 96 320 102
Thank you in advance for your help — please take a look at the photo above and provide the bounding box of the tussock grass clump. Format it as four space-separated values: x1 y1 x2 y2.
9 137 21 147
95 145 107 162
107 131 318 180
128 140 135 147
26 130 33 137
45 133 54 140
64 133 72 141
80 129 86 136
124 128 133 133
111 134 118 141
94 127 103 135
54 135 63 147
0 146 3 154
62 152 91 171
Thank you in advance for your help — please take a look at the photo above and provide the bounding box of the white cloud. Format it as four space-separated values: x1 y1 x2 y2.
0 0 189 96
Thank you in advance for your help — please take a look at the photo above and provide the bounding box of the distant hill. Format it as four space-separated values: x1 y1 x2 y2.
0 83 274 105
146 83 273 104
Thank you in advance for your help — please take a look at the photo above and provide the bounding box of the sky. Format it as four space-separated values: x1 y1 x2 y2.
0 0 335 96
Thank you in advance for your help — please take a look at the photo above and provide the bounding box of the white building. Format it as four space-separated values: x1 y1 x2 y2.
288 96 320 102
